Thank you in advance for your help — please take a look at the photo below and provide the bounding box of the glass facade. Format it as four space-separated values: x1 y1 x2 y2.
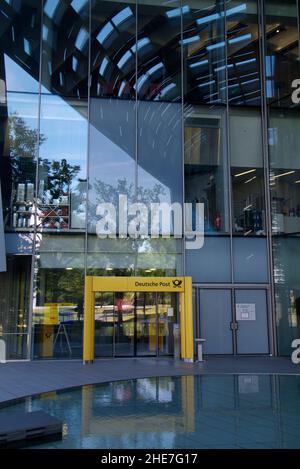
0 0 299 359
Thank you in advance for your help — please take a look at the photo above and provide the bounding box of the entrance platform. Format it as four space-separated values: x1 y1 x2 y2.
0 356 299 405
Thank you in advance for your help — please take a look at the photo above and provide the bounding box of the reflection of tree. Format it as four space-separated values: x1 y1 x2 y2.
8 114 81 197
39 158 80 198
37 269 84 305
8 113 46 183
87 178 180 276
89 177 166 225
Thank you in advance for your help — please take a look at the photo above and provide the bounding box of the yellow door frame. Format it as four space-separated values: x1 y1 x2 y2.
83 276 194 363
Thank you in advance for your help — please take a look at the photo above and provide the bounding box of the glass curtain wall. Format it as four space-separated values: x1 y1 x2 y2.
183 0 231 283
0 0 42 358
87 0 183 279
33 0 89 359
2 0 300 359
228 0 268 284
266 0 300 354
184 0 268 284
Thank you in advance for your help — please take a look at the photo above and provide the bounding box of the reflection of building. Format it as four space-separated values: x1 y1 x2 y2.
20 374 299 449
0 0 300 360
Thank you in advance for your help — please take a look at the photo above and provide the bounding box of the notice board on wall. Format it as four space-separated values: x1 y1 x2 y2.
236 303 256 321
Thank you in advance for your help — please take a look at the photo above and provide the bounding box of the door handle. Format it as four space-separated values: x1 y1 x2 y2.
230 322 238 331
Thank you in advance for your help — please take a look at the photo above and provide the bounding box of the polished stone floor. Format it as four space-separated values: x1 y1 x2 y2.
0 356 299 404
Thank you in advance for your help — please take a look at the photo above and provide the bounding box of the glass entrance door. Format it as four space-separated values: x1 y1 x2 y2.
94 292 114 357
157 292 176 356
94 291 178 358
136 292 157 356
114 292 135 357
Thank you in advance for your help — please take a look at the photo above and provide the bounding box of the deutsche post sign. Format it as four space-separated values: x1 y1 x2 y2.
92 276 185 293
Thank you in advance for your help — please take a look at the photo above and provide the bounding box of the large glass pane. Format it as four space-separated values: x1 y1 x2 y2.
269 110 300 236
90 0 136 99
1 93 38 232
0 256 31 359
226 0 261 106
87 237 182 276
184 106 230 234
42 0 89 97
137 100 182 212
186 237 231 282
273 238 300 354
266 0 300 356
233 237 268 283
183 0 226 105
265 0 300 108
89 1 136 236
0 0 41 93
88 98 136 233
230 108 266 236
136 1 182 236
33 234 85 359
37 96 88 232
137 0 181 102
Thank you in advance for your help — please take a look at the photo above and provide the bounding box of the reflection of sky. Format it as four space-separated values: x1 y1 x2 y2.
89 123 171 204
7 92 39 127
4 54 172 202
39 95 87 180
4 55 39 93
89 122 135 204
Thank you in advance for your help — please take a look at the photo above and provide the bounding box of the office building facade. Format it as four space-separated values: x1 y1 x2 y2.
0 0 299 360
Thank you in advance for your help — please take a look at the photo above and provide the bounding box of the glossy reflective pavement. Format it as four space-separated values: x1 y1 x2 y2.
1 374 300 449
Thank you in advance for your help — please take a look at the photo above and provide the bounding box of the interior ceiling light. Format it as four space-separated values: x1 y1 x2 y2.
274 171 295 179
234 169 256 178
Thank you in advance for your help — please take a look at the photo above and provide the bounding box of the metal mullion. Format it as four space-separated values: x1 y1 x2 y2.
181 0 186 277
224 0 234 286
156 292 159 357
134 0 138 274
258 0 277 357
84 0 92 282
192 283 270 289
28 0 44 361
113 292 116 357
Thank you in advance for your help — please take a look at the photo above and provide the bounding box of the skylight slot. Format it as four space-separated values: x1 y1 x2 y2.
71 0 87 13
189 59 208 69
75 28 88 50
97 22 114 45
228 33 252 45
180 35 200 45
117 50 133 69
207 41 225 51
131 37 151 53
166 5 190 18
99 57 109 76
112 7 133 26
24 38 31 55
44 0 59 18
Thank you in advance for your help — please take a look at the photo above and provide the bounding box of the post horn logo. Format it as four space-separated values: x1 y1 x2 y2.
172 279 183 288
